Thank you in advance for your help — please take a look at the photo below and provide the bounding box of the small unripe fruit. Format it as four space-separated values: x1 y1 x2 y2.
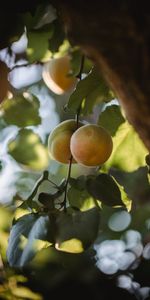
48 119 83 164
70 124 113 167
42 55 77 95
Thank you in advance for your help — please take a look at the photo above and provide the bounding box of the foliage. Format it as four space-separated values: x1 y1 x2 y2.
1 94 41 127
0 2 149 300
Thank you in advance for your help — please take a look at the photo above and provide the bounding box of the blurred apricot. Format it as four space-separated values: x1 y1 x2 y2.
42 55 77 95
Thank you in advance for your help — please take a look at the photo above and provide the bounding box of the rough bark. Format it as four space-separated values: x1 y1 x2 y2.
55 0 150 151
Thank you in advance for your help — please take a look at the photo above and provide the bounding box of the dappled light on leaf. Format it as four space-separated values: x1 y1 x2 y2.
98 104 125 136
7 213 52 267
0 274 42 300
8 128 49 171
27 25 53 63
14 208 31 220
1 93 41 127
55 208 100 253
69 47 83 77
86 173 124 207
0 206 13 258
104 121 148 172
116 182 132 212
68 186 96 211
56 238 84 253
110 167 150 205
67 67 114 115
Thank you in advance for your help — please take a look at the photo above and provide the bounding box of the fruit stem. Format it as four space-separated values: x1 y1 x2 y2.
63 156 73 212
63 55 85 212
76 55 85 127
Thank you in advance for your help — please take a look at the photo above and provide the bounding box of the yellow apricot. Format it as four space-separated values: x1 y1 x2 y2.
42 55 77 95
48 119 83 164
70 124 113 167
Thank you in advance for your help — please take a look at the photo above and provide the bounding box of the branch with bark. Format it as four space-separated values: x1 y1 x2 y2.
54 0 150 151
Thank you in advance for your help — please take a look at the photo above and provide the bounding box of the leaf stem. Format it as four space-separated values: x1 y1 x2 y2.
26 170 58 208
77 54 85 80
47 178 59 188
63 54 85 212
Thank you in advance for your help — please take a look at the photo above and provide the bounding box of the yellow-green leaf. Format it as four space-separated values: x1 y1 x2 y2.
8 128 49 171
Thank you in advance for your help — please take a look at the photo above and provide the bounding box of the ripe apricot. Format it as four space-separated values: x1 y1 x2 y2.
42 55 77 95
48 119 83 164
70 124 113 167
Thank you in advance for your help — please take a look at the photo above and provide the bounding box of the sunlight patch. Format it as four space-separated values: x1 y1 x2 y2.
55 238 84 253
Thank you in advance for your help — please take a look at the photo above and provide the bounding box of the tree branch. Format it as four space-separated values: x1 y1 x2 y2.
55 0 150 151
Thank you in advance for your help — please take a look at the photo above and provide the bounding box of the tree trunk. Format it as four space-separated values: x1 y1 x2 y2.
55 0 150 151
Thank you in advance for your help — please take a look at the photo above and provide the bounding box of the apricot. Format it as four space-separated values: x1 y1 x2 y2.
70 124 113 167
48 119 83 164
42 55 77 95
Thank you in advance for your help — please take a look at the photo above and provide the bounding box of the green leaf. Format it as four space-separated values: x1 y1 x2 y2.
1 94 41 127
98 105 125 136
55 208 100 253
69 175 87 191
81 87 103 115
116 183 132 212
69 47 82 77
7 213 51 266
67 67 114 115
68 186 96 212
86 174 124 207
68 176 96 211
48 20 65 53
82 57 94 74
8 128 49 171
15 171 39 201
104 121 148 172
38 189 65 209
130 203 150 235
110 167 150 204
82 85 114 116
27 24 54 63
24 170 52 208
23 4 56 30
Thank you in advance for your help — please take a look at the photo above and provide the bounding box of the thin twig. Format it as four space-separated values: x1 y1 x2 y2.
63 54 85 212
10 61 43 71
63 156 73 212
76 55 85 127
